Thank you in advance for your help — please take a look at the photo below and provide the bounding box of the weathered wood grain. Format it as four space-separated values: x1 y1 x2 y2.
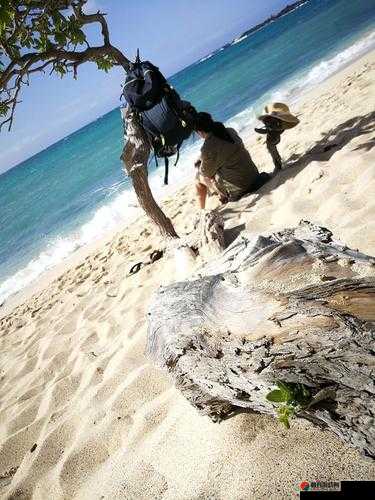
147 221 375 459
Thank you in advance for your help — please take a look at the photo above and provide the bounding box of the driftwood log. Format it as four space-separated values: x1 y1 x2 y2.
147 220 375 459
163 210 226 282
197 210 225 259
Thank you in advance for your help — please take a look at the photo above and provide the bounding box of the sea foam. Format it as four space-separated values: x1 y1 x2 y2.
0 140 202 304
228 28 375 133
276 28 375 102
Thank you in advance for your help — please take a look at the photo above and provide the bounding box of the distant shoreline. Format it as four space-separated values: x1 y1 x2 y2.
233 0 310 44
197 0 311 63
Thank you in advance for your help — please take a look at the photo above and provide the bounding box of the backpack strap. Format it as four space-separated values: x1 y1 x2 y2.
174 142 182 166
164 157 169 185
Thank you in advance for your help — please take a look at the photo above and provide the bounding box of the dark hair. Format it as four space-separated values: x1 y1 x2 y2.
194 112 235 143
262 115 283 131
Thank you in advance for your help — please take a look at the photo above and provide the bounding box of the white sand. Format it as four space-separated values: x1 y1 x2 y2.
1 51 375 499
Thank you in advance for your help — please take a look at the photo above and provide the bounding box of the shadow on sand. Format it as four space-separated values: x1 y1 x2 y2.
221 110 375 222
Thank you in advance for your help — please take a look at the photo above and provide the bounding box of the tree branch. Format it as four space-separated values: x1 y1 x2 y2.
0 0 131 130
73 4 110 47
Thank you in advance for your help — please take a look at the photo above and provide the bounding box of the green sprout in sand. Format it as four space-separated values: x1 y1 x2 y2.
266 381 312 429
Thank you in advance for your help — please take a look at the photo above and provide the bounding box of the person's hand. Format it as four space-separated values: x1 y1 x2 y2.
254 127 267 135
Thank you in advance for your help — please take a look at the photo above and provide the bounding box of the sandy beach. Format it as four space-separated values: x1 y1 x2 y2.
1 50 375 499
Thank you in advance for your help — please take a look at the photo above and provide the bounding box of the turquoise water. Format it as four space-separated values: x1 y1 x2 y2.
1 0 375 302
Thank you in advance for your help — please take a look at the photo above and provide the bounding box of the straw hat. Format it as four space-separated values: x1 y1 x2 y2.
259 102 299 129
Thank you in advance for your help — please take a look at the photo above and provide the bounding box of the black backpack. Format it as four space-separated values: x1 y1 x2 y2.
122 52 196 185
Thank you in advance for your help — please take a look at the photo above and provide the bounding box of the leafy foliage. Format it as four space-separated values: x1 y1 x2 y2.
0 0 130 130
266 381 311 429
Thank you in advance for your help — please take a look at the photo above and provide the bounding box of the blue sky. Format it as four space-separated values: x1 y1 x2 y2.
0 0 292 173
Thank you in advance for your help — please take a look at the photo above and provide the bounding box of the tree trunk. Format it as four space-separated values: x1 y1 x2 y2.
120 107 178 239
147 221 375 459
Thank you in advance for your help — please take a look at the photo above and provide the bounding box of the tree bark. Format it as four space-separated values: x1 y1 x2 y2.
147 221 375 459
120 107 178 239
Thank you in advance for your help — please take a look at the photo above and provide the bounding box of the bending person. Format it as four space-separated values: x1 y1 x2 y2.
194 112 263 209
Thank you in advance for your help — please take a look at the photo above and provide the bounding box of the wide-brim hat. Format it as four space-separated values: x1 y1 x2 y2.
258 102 299 129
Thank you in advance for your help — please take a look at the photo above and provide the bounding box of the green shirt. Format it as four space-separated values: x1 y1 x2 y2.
200 128 259 197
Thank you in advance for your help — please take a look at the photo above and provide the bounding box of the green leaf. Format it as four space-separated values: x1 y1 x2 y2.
0 6 13 36
0 101 10 116
54 32 67 45
95 55 114 73
0 2 13 23
54 64 67 77
266 380 312 430
276 381 294 401
299 384 311 401
70 27 86 45
266 390 287 403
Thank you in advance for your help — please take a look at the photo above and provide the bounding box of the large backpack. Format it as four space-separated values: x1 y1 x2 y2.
122 53 196 185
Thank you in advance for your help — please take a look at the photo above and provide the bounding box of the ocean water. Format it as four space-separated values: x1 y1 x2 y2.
1 0 375 304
